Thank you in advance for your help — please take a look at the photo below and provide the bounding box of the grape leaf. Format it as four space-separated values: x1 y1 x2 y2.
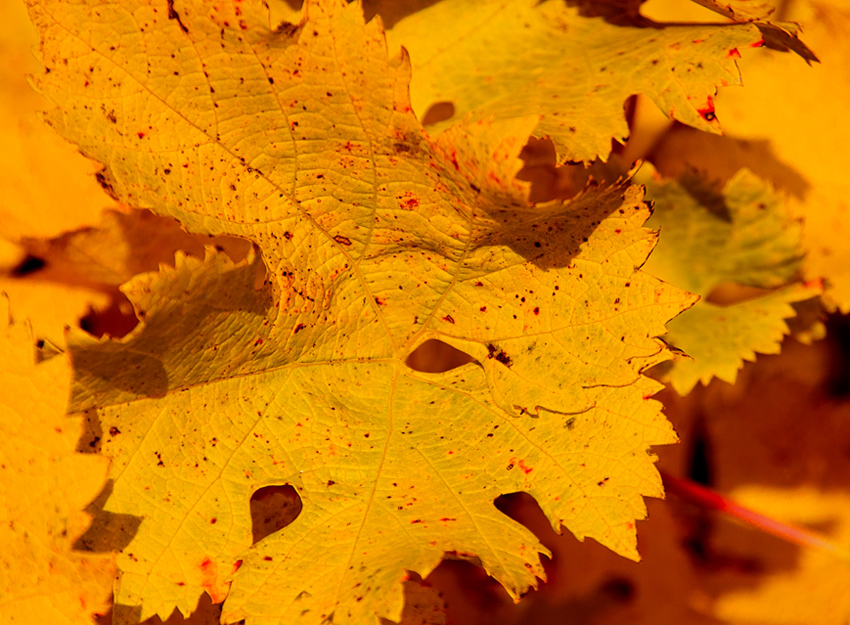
386 0 761 162
18 208 251 289
1 208 250 346
716 0 850 312
639 167 818 394
26 0 694 622
0 298 114 624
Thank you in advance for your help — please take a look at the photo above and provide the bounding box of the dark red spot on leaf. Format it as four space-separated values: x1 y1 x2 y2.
697 96 716 122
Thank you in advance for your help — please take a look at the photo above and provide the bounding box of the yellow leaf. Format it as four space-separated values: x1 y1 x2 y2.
387 0 760 162
0 0 111 241
0 208 251 347
26 0 695 622
19 208 251 289
0 278 110 348
0 298 114 624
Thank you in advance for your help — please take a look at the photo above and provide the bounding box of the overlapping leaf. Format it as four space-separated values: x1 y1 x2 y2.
1 208 252 347
27 0 694 623
0 299 114 623
640 167 818 394
716 0 849 312
387 0 761 162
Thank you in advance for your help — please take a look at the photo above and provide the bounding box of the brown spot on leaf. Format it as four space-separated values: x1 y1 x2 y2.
487 343 513 368
167 0 189 34
94 171 118 200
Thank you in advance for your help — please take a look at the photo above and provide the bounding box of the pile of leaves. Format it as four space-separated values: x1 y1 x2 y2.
1 0 847 624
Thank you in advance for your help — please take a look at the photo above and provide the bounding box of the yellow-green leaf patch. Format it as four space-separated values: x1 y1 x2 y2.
640 167 818 394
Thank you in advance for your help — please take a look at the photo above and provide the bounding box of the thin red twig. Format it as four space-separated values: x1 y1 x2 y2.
661 470 850 561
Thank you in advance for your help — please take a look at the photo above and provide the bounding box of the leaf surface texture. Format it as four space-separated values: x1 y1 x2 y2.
26 0 695 622
388 0 760 161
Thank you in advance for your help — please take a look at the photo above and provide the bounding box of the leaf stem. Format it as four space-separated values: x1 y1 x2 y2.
661 470 850 562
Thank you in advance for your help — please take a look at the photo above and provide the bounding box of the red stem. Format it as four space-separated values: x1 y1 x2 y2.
661 470 850 560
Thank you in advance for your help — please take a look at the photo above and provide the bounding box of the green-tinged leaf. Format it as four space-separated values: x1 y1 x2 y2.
27 0 694 622
641 167 817 394
387 0 760 162
662 284 817 392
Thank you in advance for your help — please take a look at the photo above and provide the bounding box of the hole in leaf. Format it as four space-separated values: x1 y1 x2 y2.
421 101 455 126
406 339 475 373
250 485 302 544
